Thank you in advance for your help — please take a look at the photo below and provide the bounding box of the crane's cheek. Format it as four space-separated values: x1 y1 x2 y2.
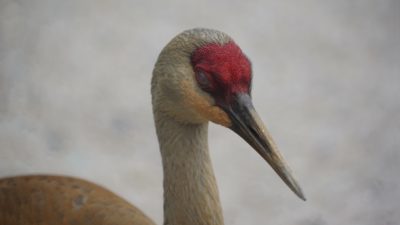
205 106 231 127
182 81 231 127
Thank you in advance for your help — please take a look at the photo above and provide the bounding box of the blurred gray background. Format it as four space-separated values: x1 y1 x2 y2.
1 1 399 224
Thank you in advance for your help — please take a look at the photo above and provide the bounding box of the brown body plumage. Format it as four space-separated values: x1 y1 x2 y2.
0 176 155 225
0 28 304 225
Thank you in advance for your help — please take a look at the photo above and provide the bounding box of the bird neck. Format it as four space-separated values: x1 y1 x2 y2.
154 112 224 225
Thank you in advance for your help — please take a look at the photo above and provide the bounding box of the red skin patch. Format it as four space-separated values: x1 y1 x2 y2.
191 41 252 105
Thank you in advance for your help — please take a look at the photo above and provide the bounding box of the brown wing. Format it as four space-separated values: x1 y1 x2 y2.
0 175 156 225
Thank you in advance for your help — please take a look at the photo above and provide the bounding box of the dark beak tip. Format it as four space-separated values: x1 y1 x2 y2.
297 191 307 201
286 177 306 201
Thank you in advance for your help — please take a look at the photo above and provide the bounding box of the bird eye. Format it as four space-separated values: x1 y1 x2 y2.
195 71 211 90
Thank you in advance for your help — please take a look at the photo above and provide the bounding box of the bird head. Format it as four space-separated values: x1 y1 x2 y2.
152 28 305 200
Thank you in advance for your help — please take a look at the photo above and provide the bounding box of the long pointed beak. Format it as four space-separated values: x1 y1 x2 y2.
224 93 305 200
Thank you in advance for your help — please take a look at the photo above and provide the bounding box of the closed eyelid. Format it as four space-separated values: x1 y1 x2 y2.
195 70 216 92
197 71 209 85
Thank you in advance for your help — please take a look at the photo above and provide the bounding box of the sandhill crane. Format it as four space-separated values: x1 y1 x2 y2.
0 28 305 225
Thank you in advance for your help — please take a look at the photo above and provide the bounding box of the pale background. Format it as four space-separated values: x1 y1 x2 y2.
1 1 399 225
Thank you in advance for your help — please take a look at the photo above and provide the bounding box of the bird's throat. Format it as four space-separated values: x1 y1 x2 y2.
154 112 224 225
